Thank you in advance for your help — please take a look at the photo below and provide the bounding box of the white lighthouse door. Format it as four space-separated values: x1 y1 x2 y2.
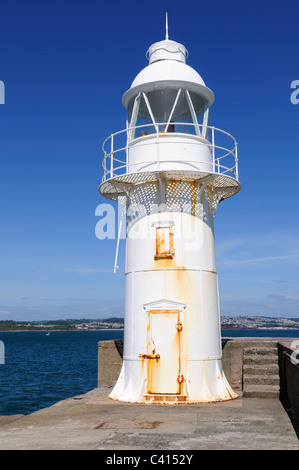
147 310 181 395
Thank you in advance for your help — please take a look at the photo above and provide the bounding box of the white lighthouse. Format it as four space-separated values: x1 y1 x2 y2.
99 22 240 403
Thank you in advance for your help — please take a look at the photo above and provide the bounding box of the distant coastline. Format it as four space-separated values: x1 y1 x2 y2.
220 315 299 330
0 315 298 332
0 328 125 333
0 318 124 332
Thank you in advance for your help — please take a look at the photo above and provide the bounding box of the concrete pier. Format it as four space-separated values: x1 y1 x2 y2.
0 337 298 450
0 389 298 450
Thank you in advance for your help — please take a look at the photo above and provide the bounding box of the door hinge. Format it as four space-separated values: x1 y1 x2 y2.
177 374 185 384
176 321 183 332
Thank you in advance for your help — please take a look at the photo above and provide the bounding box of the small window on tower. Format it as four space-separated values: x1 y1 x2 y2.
154 225 174 260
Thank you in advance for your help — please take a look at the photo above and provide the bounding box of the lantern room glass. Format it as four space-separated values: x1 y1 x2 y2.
127 88 210 141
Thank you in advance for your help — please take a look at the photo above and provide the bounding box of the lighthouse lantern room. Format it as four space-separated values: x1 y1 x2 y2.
99 20 240 404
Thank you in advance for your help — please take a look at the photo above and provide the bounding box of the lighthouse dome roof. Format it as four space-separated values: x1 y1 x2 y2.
122 38 214 109
131 59 206 89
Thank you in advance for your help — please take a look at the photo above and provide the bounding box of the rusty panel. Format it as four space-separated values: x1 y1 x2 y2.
147 310 181 395
154 225 174 260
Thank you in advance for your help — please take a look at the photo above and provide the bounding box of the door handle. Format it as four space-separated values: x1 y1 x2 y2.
139 353 160 360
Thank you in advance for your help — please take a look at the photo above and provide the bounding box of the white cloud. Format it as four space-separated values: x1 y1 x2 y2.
0 298 124 321
218 254 299 267
57 267 113 274
0 310 11 315
216 238 248 256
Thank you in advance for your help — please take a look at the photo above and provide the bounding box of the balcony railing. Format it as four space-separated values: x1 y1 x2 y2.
101 122 238 183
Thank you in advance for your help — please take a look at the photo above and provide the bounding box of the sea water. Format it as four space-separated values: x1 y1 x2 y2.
0 329 298 416
0 330 124 416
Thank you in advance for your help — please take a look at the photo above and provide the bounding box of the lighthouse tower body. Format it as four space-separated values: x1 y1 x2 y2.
99 36 240 403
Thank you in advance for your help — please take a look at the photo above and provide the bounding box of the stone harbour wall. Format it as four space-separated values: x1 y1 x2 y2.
98 337 299 418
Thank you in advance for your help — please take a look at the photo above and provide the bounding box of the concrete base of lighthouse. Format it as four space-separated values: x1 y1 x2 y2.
109 359 237 404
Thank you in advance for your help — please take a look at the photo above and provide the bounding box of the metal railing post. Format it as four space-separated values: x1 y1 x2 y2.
111 134 114 179
157 125 160 170
235 145 239 181
126 140 129 174
212 127 215 173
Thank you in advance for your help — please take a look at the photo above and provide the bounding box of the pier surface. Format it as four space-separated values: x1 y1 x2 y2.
0 387 298 450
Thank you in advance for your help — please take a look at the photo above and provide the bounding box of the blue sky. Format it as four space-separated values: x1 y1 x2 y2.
0 0 298 320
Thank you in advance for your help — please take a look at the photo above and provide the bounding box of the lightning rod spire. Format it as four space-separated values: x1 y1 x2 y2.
165 12 169 40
